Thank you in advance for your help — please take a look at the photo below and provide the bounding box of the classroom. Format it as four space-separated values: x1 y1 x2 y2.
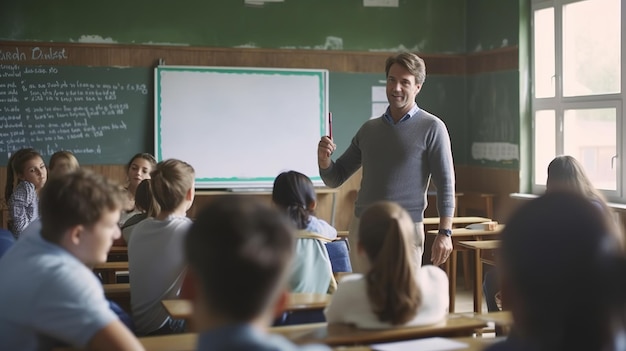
1 0 625 350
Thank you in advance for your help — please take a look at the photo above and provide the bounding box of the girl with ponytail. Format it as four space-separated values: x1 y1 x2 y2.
272 171 337 294
324 201 448 328
128 158 195 336
272 170 337 239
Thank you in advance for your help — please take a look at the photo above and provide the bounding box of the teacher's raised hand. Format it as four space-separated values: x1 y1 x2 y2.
317 136 336 170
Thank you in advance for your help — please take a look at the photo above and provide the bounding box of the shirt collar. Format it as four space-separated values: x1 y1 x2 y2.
383 103 420 125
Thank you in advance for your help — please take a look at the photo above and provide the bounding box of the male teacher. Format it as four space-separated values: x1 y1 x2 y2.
317 52 455 272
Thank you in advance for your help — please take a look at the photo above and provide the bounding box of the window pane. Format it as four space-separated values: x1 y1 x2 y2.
533 8 555 98
563 0 620 96
534 110 556 185
564 108 617 190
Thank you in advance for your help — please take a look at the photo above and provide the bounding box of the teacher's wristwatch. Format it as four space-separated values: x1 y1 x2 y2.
438 229 452 237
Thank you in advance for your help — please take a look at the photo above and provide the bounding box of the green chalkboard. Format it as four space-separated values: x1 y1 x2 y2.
0 0 466 53
0 65 152 165
467 70 520 168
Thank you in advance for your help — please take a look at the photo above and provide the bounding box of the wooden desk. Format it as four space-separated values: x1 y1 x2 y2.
93 261 129 284
475 310 513 328
274 315 488 347
53 333 500 351
458 240 501 313
336 336 501 351
423 216 491 227
458 192 496 219
109 246 128 254
163 293 332 321
192 187 340 226
427 225 504 313
103 283 131 313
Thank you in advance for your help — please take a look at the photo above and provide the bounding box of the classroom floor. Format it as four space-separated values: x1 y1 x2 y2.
454 275 484 313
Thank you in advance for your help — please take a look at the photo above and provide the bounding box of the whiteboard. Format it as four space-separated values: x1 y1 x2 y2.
155 66 328 189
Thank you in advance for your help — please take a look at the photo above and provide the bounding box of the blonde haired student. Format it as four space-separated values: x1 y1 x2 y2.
5 148 47 238
324 201 448 329
128 159 194 336
48 150 79 177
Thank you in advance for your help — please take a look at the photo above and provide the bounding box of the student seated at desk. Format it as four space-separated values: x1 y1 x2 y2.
0 169 143 351
325 201 449 329
272 171 337 294
121 179 160 244
486 192 626 351
185 196 330 351
5 148 47 238
119 153 157 227
484 155 624 312
128 159 194 336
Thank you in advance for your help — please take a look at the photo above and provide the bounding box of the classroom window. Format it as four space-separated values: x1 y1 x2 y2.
531 0 624 200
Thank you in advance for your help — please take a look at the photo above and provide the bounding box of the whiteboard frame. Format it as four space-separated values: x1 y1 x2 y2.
155 65 328 189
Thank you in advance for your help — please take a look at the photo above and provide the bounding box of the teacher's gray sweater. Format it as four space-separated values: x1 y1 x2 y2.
320 109 455 222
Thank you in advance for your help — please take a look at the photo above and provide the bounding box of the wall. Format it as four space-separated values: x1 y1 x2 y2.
0 0 466 53
0 0 529 227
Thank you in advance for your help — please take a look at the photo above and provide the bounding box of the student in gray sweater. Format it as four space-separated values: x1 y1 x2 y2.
317 52 455 272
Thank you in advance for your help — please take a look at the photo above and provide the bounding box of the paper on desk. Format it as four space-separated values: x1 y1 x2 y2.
371 337 468 351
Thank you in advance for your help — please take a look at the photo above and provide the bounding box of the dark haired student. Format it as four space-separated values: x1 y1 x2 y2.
185 196 330 351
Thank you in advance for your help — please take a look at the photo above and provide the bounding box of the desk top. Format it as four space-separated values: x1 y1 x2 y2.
427 224 505 237
52 333 499 351
280 315 488 346
108 246 128 254
93 261 129 270
163 293 332 320
475 311 513 327
458 240 501 250
195 188 339 196
102 283 130 295
423 216 491 226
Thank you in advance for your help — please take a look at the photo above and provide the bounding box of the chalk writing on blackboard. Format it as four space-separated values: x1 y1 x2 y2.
0 64 150 164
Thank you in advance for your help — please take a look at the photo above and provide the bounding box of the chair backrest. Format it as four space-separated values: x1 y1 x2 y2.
325 239 352 273
289 231 336 294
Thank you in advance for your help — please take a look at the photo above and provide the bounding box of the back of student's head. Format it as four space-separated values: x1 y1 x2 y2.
135 179 159 217
149 159 194 212
547 155 597 196
185 196 294 322
40 169 126 243
501 191 625 350
4 148 43 201
48 150 79 176
358 201 421 325
272 171 316 229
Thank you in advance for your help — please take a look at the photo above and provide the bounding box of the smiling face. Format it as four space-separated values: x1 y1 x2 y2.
386 63 421 121
19 156 47 190
127 157 153 191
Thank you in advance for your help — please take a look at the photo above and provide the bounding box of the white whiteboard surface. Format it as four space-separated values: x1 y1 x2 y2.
155 66 328 189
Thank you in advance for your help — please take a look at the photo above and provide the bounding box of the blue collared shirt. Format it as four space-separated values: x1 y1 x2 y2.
383 103 420 125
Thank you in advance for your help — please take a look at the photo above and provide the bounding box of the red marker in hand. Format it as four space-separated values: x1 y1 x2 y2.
328 112 333 139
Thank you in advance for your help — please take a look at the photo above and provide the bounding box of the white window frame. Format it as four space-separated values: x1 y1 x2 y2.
531 0 626 201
